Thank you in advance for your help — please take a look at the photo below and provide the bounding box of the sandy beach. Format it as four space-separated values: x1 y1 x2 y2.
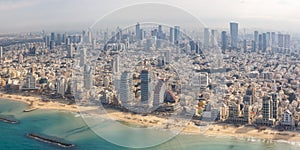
0 92 79 112
1 92 300 143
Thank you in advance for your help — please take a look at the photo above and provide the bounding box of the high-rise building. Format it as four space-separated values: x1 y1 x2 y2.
112 55 119 74
83 64 92 90
51 32 55 41
67 44 74 58
80 48 86 67
271 32 276 48
251 40 256 52
278 33 284 48
49 40 55 50
169 27 174 43
153 80 166 108
141 70 153 103
24 69 36 89
271 93 279 120
243 39 247 52
258 34 263 50
211 29 217 47
262 95 272 120
266 32 271 47
221 31 227 51
230 22 239 49
92 39 96 50
56 33 62 45
243 85 255 105
262 33 267 52
174 26 180 45
56 77 66 97
284 34 290 50
204 28 210 49
87 30 92 43
120 71 133 106
44 36 50 47
135 22 142 41
254 31 259 44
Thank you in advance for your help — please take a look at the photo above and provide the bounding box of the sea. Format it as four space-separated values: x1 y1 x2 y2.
1 98 300 150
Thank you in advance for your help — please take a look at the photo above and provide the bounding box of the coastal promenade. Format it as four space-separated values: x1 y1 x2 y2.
1 92 300 143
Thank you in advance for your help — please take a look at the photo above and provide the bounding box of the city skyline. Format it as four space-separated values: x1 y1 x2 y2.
1 0 300 34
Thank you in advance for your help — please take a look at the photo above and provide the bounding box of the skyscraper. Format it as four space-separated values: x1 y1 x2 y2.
56 77 66 97
243 39 247 53
120 71 133 106
92 39 96 50
112 55 119 75
211 29 217 47
141 70 153 103
174 26 180 45
56 33 62 45
45 36 50 47
243 85 255 105
271 32 276 48
83 64 92 90
87 30 92 43
284 34 290 51
153 80 166 108
67 44 74 58
251 40 256 52
221 31 227 51
253 31 259 51
51 32 55 41
230 22 239 49
169 27 174 43
262 95 272 120
262 33 267 52
24 69 36 89
135 22 142 41
50 40 55 50
258 34 263 50
204 28 210 49
80 48 86 67
278 33 284 48
271 93 279 120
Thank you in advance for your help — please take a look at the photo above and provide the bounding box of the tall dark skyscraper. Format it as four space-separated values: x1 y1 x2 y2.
258 34 263 50
262 33 267 52
174 26 180 45
230 22 239 49
271 93 279 120
135 22 142 40
141 70 152 103
51 32 55 41
221 31 227 51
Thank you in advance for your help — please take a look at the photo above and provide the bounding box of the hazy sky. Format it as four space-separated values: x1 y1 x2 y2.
1 0 300 33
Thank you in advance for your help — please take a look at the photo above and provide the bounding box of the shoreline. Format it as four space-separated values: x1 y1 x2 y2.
1 92 300 143
0 92 79 112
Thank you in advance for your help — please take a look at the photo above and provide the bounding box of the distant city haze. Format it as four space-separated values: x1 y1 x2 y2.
0 0 300 33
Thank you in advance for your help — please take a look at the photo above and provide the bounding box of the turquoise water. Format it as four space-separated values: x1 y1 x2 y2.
1 98 300 150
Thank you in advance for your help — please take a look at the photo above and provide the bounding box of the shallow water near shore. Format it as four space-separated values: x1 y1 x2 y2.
1 98 300 150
